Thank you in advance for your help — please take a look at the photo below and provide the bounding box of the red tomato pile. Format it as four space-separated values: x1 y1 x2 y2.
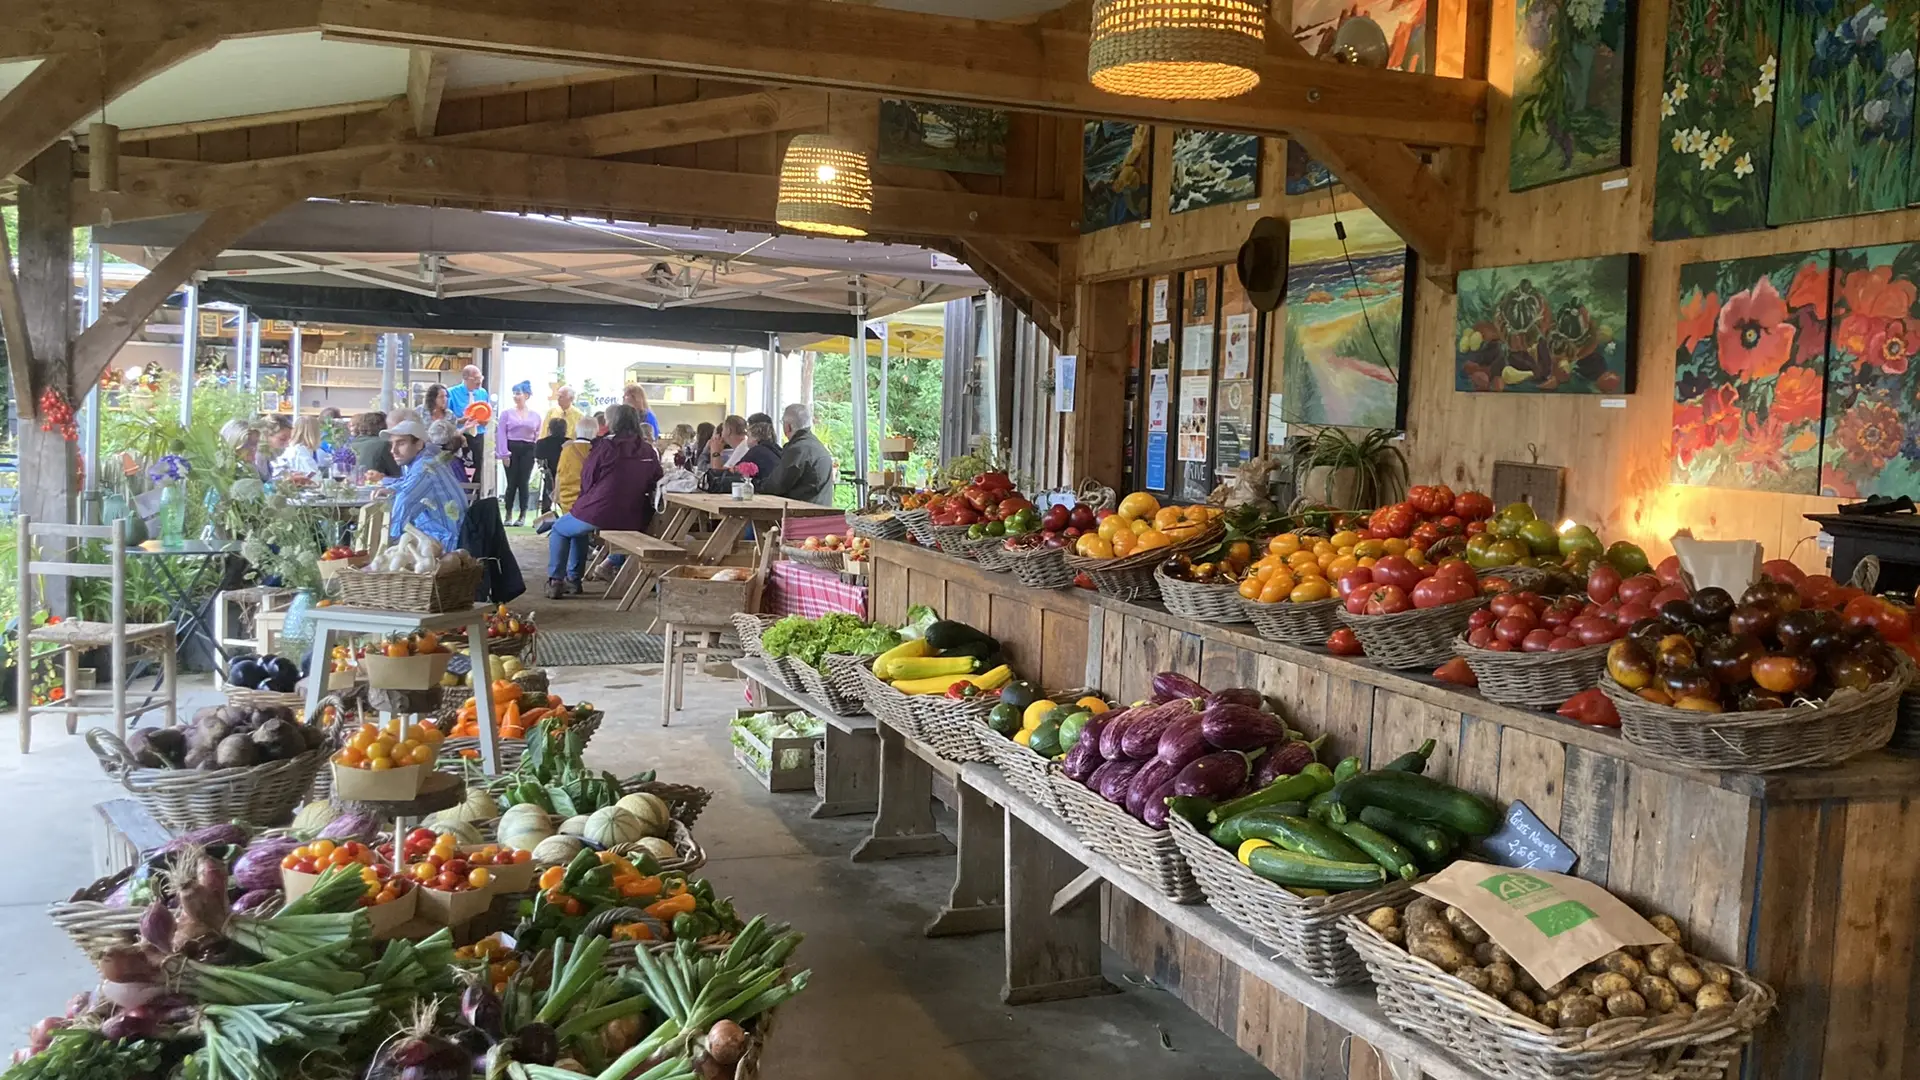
926 471 1032 529
1338 556 1480 616
1465 589 1633 653
280 839 375 874
399 828 515 893
1362 485 1496 551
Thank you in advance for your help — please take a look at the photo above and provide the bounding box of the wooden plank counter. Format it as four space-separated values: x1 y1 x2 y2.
868 537 1920 1080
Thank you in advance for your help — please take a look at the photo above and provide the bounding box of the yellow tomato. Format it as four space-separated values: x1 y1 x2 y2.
367 739 394 761
1353 539 1388 559
1239 578 1262 600
1330 530 1361 549
1131 518 1152 535
1269 570 1297 593
1111 529 1138 557
1290 578 1334 603
1153 507 1186 531
1098 515 1126 541
1286 551 1319 572
1268 534 1302 557
1327 555 1359 578
368 757 394 771
1183 504 1212 524
1382 537 1412 556
1405 547 1430 567
1076 533 1114 558
1118 492 1160 521
1295 563 1326 580
1225 540 1253 565
1258 579 1289 603
1135 529 1173 551
1357 556 1379 568
1311 540 1336 558
409 743 436 765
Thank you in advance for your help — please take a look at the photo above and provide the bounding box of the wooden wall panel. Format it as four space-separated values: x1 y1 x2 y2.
1748 800 1844 1078
1822 799 1920 1080
869 557 910 628
904 568 945 624
1039 608 1087 694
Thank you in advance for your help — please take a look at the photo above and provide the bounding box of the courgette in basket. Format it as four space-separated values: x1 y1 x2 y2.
1237 840 1388 891
1357 805 1457 867
886 655 978 681
1207 804 1309 847
1212 810 1367 862
891 664 1013 695
1206 770 1332 824
872 638 931 680
1382 738 1437 774
1331 819 1420 881
1321 770 1500 836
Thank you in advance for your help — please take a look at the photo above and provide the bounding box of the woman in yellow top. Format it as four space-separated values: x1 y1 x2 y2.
550 413 600 515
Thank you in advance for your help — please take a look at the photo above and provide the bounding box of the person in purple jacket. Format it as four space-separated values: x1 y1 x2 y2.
545 403 663 598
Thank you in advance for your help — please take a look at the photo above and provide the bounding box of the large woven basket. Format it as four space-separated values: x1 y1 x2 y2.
781 545 846 571
1478 564 1576 595
609 818 707 876
619 779 714 828
821 653 878 711
224 686 309 712
1343 914 1775 1080
1244 596 1341 645
855 663 922 738
1065 522 1223 603
912 695 993 763
929 522 978 555
795 656 869 716
1004 544 1077 589
968 536 1017 572
1338 596 1489 669
730 613 778 658
1894 689 1920 753
1157 569 1251 623
1455 636 1610 708
1049 770 1202 903
1168 814 1418 987
48 866 148 959
1602 669 1906 772
977 729 1063 813
895 507 937 547
88 729 327 832
333 561 485 613
846 510 908 541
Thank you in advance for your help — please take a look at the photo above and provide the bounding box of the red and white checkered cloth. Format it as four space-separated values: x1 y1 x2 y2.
777 512 848 543
763 560 867 618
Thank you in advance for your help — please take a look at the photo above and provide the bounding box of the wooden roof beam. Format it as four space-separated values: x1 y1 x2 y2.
0 223 33 419
433 87 830 157
314 0 1486 146
0 0 318 60
0 35 214 182
406 49 450 136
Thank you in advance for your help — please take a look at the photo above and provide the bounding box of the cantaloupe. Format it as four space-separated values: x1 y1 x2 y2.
583 806 647 846
613 792 670 839
558 814 591 837
629 836 677 864
531 834 584 865
498 804 556 852
429 819 483 845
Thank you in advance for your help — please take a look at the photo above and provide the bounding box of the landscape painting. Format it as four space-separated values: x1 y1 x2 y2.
1651 0 1780 238
1282 209 1411 429
1670 250 1831 493
1821 243 1920 498
1170 129 1260 213
1288 0 1430 194
1455 254 1636 393
1082 121 1152 233
1768 0 1916 224
1510 0 1633 190
877 99 1009 175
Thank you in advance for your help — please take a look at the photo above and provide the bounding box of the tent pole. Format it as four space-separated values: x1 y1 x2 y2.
80 240 103 500
234 305 249 388
850 277 869 507
878 321 889 454
289 326 302 419
727 345 738 416
179 284 198 427
379 332 395 410
482 331 505 497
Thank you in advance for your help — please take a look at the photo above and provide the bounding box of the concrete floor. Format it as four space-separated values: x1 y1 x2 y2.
0 544 1271 1077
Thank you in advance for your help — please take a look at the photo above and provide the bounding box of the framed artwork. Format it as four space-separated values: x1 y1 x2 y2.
1288 0 1430 194
877 100 1009 175
1652 0 1780 239
1509 0 1634 190
1820 243 1920 497
1670 250 1831 493
1768 0 1916 224
1282 209 1411 429
1455 254 1636 393
1081 121 1152 233
1169 129 1260 213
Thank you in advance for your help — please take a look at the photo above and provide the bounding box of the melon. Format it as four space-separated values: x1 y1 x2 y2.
531 834 585 865
441 788 501 824
498 805 556 852
583 806 647 847
629 836 677 864
291 799 340 835
558 814 591 837
615 792 670 829
430 819 483 845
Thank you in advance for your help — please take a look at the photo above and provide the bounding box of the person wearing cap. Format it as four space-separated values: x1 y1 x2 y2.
495 380 543 527
378 418 468 551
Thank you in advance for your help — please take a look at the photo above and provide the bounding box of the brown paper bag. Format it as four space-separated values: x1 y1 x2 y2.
1671 535 1763 598
1414 863 1671 990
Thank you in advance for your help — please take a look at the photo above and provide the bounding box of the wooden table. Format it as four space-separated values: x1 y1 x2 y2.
657 492 843 564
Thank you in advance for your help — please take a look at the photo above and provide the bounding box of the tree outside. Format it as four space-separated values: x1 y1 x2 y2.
810 350 943 509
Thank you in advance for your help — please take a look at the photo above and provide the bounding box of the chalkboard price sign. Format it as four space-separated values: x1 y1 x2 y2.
1481 799 1577 874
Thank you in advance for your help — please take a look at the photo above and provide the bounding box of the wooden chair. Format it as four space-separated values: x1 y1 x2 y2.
16 517 178 753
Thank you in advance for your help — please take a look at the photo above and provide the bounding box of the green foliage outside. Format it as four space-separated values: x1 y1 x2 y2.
810 350 944 510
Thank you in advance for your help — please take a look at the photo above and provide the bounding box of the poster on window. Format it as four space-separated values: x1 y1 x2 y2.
1151 323 1171 370
1181 324 1214 372
1214 379 1254 476
1145 432 1169 490
1152 279 1170 323
1148 370 1169 432
1223 313 1252 379
1177 375 1211 462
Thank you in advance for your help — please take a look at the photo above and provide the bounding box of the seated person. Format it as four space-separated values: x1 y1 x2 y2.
545 405 663 598
755 403 837 506
534 416 570 515
349 411 402 479
377 419 469 551
273 416 324 479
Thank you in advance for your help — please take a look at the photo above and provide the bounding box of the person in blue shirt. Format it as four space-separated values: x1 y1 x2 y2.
378 419 468 550
448 365 490 473
622 383 661 439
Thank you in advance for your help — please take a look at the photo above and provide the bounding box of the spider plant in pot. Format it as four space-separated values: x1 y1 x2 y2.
1294 427 1406 511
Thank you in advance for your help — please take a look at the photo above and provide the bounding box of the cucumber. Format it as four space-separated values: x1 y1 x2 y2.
1244 847 1388 891
1207 772 1328 823
1165 796 1216 828
1383 738 1437 774
1333 755 1363 782
1207 804 1309 847
1358 805 1457 867
1326 771 1501 836
1332 820 1420 881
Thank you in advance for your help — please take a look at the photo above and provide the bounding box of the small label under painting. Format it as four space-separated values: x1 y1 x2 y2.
1599 398 1627 408
1601 177 1629 191
1481 799 1577 874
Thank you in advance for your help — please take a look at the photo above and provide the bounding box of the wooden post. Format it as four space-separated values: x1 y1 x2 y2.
1064 278 1130 489
16 142 76 536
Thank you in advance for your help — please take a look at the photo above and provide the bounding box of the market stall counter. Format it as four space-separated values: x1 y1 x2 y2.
866 536 1920 1080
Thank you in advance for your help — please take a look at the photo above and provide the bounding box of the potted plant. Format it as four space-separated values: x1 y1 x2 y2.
1293 427 1407 511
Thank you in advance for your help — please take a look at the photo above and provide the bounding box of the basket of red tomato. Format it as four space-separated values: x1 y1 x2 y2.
1334 555 1487 669
1452 587 1625 707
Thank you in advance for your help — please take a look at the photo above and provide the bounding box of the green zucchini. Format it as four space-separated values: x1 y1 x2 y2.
1165 796 1217 828
1332 820 1420 881
1300 762 1335 787
1358 805 1457 867
1207 804 1309 847
1254 813 1370 862
1325 771 1500 836
1207 772 1328 824
1244 847 1388 891
1333 755 1363 782
1305 786 1340 822
1382 738 1437 774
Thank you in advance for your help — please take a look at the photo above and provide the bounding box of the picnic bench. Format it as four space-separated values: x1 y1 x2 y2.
598 531 692 612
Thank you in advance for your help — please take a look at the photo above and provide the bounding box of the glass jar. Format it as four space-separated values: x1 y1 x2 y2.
157 481 187 550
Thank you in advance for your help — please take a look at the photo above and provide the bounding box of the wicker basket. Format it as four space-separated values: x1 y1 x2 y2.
821 653 877 710
929 522 978 555
912 695 994 763
1455 636 1610 708
977 728 1064 813
1167 813 1418 987
855 663 921 738
968 536 1017 572
781 545 846 571
1004 544 1078 589
224 686 308 712
730 613 778 658
619 779 714 828
1244 596 1342 645
1157 569 1251 623
1049 770 1202 903
1478 564 1576 595
609 818 707 876
846 510 908 541
88 729 327 832
458 633 533 659
48 866 148 959
1065 522 1224 603
333 561 486 613
1602 669 1907 772
895 507 937 547
1338 596 1489 669
795 656 869 716
1344 914 1775 1080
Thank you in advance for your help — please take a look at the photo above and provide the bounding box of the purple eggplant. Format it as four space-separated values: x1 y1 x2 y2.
1122 701 1194 759
1155 712 1211 769
1062 726 1107 782
1097 709 1137 760
1140 779 1178 829
1201 701 1287 751
1174 750 1252 800
1091 759 1145 804
1124 756 1183 819
1151 672 1210 703
1209 687 1266 710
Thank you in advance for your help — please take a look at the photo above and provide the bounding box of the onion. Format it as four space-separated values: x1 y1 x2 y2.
367 1007 471 1080
139 902 175 951
98 981 166 1011
459 983 503 1040
65 992 92 1019
28 1017 67 1054
96 945 161 985
705 1020 748 1067
100 1010 158 1041
513 1022 558 1066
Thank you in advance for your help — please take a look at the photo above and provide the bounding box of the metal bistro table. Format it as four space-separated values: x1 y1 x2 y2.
657 492 844 564
127 540 244 668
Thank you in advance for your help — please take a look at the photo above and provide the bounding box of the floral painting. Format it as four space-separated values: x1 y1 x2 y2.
1510 0 1634 190
1651 0 1781 239
1768 0 1917 224
1169 129 1260 213
877 100 1009 175
1082 121 1152 233
1670 250 1831 492
1820 243 1920 496
1455 254 1635 393
1288 0 1430 194
1282 210 1411 428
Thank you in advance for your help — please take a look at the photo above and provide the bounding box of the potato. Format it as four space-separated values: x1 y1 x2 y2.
1649 913 1684 945
1667 1001 1695 1020
1557 996 1604 1029
1692 984 1734 1010
1667 963 1705 997
1600 951 1647 980
1574 971 1599 992
1646 943 1686 976
1406 896 1444 929
1411 937 1472 973
1535 1000 1561 1028
1454 965 1491 992
1540 979 1571 999
1515 968 1540 992
1474 941 1497 966
1484 961 1516 998
1590 972 1633 998
1381 925 1404 946
1444 905 1490 945
1605 990 1647 1018
1407 923 1460 953
1503 991 1538 1020
1700 962 1733 988
1365 907 1401 935
1637 975 1681 1014
1528 985 1554 1004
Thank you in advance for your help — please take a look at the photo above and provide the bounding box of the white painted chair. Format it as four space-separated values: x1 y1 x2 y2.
15 517 179 752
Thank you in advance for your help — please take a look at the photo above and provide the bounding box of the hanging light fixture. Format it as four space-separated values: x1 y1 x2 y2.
776 134 874 237
1087 0 1266 100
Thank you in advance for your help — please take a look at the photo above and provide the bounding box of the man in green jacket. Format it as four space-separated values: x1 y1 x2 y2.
756 403 837 506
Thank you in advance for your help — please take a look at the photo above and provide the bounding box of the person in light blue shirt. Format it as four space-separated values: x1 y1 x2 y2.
379 419 468 550
448 365 491 474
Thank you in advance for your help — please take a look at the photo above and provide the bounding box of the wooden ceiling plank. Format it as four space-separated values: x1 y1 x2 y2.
406 48 451 136
0 0 318 60
74 144 392 222
433 87 829 157
0 35 215 181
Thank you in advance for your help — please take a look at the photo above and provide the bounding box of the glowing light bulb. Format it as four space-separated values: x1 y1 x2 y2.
815 163 838 183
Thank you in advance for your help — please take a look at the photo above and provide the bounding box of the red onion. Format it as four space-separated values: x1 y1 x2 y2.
100 1010 158 1041
64 992 92 1019
458 983 502 1040
367 1010 471 1080
705 1020 749 1067
96 945 161 985
139 902 174 951
513 1022 558 1066
28 1017 67 1054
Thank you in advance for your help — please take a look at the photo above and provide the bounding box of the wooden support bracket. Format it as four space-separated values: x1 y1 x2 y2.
0 224 34 419
1048 867 1104 915
406 48 450 137
0 35 215 183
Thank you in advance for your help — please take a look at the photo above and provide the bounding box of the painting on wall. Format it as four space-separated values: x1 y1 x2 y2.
1651 0 1781 239
1509 0 1633 191
1670 250 1831 493
1282 209 1411 429
1082 121 1152 233
1820 243 1920 497
1454 254 1636 393
877 100 1009 175
1169 130 1260 213
1287 0 1430 194
1768 0 1916 224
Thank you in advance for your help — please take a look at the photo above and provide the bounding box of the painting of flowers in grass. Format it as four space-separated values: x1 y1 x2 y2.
1510 0 1633 190
1455 255 1635 393
1082 121 1152 233
1768 0 1917 224
1169 129 1260 213
1282 209 1411 429
1670 250 1831 493
1651 0 1781 239
1288 0 1430 194
1820 243 1920 496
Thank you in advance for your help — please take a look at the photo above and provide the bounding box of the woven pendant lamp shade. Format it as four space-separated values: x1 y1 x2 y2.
1088 0 1266 99
776 135 874 237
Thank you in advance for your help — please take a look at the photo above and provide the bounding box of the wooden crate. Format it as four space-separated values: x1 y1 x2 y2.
730 710 817 792
658 564 758 625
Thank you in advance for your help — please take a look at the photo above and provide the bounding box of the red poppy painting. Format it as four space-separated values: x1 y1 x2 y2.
1821 244 1920 498
1671 250 1830 492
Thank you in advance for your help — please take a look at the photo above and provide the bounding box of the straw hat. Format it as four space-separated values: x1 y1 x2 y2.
1236 215 1288 312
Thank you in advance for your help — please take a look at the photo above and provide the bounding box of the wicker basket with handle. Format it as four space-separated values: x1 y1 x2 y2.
730 612 779 658
88 729 327 832
1064 521 1224 603
48 865 151 960
821 652 879 711
608 818 707 876
1156 568 1251 623
1338 595 1489 669
332 561 485 613
781 545 846 571
929 522 978 555
1243 596 1342 645
977 728 1064 813
1049 769 1202 903
1601 668 1907 772
845 510 908 541
967 536 1017 571
894 507 937 547
224 686 308 712
1454 636 1610 708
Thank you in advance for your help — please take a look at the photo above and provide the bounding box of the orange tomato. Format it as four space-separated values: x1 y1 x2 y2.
1239 578 1262 600
1110 529 1137 558
1135 529 1172 551
1153 506 1185 530
1183 504 1212 524
538 865 567 891
1257 579 1289 604
416 631 441 653
1076 533 1114 558
1268 534 1302 557
1290 578 1334 603
1329 530 1361 548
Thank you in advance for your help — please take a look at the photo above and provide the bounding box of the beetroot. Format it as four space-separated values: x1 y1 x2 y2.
1200 702 1287 751
1151 672 1209 702
1121 701 1194 759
